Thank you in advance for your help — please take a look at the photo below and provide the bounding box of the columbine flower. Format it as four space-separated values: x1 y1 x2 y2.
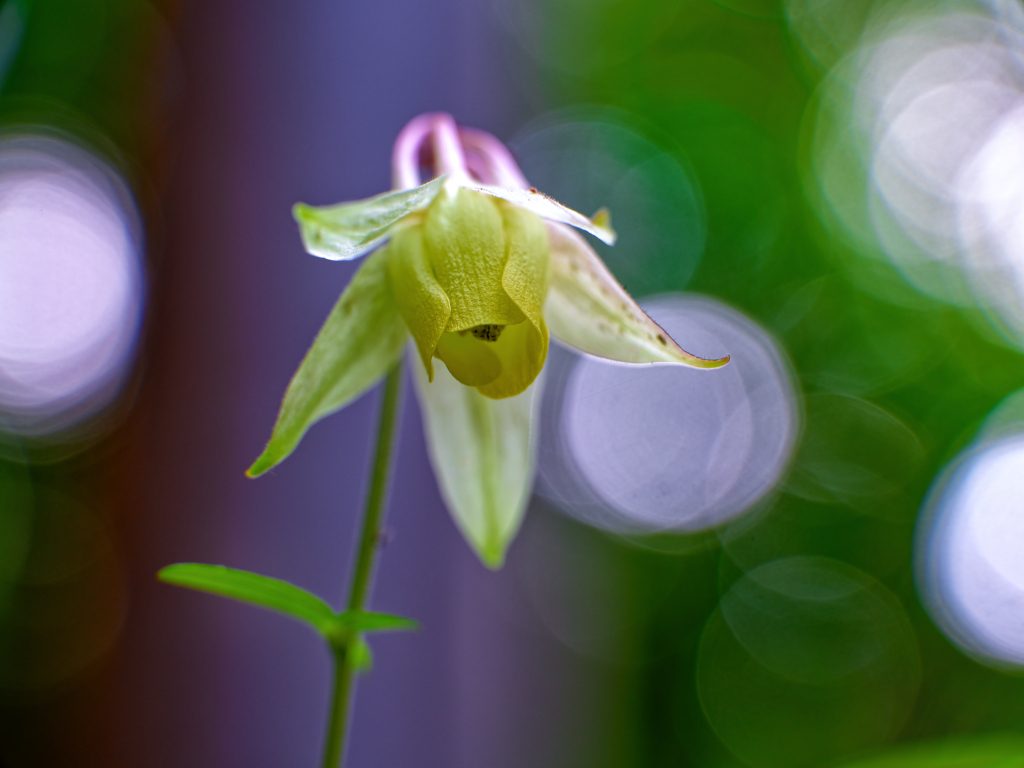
247 113 727 566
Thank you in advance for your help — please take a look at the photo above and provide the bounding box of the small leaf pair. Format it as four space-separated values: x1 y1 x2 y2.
158 563 417 664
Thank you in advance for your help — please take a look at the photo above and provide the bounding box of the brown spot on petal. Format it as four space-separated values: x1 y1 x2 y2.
471 324 505 342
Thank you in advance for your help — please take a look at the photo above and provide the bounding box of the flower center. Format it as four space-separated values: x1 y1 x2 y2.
469 324 504 342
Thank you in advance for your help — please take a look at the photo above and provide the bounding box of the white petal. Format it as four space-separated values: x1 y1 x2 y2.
411 349 540 568
544 223 729 368
461 182 617 245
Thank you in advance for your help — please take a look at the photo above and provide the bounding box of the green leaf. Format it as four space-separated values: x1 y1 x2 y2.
158 563 336 633
247 248 408 477
334 609 419 633
295 176 445 262
411 354 538 568
544 223 729 368
834 734 1024 768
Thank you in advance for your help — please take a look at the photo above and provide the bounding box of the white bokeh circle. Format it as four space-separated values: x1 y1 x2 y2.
537 294 798 535
917 434 1024 667
0 135 143 435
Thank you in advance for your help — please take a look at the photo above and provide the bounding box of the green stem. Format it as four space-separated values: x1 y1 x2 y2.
321 361 404 768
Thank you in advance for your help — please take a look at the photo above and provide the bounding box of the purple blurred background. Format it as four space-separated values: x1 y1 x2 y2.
121 3 597 767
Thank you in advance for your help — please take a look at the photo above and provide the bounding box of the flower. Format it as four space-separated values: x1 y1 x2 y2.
386 183 550 400
247 113 727 566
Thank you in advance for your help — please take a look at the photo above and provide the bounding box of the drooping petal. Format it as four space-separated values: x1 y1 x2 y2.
247 248 408 477
385 224 451 381
467 202 551 399
463 182 617 245
294 176 445 262
499 202 550 330
474 319 548 400
424 186 524 331
411 352 539 568
544 223 729 368
434 331 501 386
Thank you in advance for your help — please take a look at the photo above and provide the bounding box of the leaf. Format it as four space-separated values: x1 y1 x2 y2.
834 734 1024 768
463 182 617 245
248 248 408 477
411 351 539 568
544 223 729 368
295 176 446 261
333 610 419 633
158 563 336 633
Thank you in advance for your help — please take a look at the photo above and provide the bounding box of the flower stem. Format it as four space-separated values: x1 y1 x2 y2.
320 360 404 768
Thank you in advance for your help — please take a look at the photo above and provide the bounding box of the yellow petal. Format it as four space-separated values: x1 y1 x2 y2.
475 318 548 400
471 203 550 399
385 224 451 381
435 331 501 386
500 202 550 330
423 187 524 332
416 189 552 399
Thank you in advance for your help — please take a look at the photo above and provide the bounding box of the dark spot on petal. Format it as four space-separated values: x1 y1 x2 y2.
529 187 538 194
657 334 667 345
471 324 504 342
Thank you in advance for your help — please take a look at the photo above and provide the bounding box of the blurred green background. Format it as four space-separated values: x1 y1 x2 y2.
496 0 1024 765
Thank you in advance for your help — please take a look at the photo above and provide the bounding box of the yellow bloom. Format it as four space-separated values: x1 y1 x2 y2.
248 113 727 566
387 185 549 399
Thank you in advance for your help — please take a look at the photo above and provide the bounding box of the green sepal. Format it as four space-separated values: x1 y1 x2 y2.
158 563 336 634
247 248 407 477
295 176 445 262
462 182 617 245
545 223 729 368
411 351 538 568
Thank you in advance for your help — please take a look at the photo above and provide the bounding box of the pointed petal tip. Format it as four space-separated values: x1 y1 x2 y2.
464 183 617 245
686 353 730 369
590 207 616 245
480 545 506 570
245 463 266 479
246 451 276 478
